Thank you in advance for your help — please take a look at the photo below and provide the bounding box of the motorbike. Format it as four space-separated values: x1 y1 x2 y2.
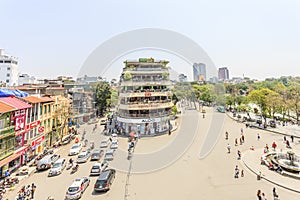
66 162 73 170
71 164 79 174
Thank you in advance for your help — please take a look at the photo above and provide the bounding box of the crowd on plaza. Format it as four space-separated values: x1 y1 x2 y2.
14 183 36 200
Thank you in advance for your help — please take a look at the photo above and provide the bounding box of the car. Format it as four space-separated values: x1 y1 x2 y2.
48 158 66 176
65 177 90 200
36 154 60 171
110 142 118 150
90 149 104 161
111 133 118 138
90 161 108 176
69 143 82 156
94 169 116 192
100 140 109 148
100 119 107 125
104 149 115 161
77 151 91 163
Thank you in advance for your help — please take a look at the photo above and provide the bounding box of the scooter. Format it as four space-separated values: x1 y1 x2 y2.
66 162 73 170
71 164 79 174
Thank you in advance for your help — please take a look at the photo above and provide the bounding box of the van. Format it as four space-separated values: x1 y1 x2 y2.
94 169 116 192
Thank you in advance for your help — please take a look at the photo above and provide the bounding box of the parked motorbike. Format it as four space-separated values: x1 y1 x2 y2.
71 163 79 174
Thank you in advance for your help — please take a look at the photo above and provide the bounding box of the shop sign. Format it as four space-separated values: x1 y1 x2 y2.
117 117 161 123
31 135 45 146
38 126 45 133
26 120 41 130
15 115 25 131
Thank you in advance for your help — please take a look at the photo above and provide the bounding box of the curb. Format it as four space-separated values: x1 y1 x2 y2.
226 113 300 139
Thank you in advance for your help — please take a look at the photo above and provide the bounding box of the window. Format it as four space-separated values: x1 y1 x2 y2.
0 119 5 129
4 60 11 63
6 80 9 83
7 67 11 70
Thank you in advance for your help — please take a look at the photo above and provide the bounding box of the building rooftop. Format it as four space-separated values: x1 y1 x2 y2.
0 101 17 114
0 96 32 109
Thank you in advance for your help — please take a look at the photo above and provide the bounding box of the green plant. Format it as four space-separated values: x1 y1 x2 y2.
123 72 132 81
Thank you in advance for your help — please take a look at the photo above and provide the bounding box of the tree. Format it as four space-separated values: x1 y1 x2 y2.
247 88 274 122
95 82 112 116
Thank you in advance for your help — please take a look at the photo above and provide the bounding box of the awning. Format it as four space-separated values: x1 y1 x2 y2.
0 153 21 167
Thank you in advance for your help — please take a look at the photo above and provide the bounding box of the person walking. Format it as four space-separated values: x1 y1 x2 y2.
235 138 238 146
257 190 262 200
261 192 267 200
241 134 245 143
225 131 228 140
257 134 261 141
291 135 294 143
241 170 244 177
272 142 277 151
234 165 239 178
272 187 278 198
31 183 36 199
227 144 231 153
237 150 241 160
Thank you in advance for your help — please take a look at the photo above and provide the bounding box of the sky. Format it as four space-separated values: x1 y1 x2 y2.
1 0 300 81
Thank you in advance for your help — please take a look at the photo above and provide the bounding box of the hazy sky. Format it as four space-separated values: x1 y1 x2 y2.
1 0 300 81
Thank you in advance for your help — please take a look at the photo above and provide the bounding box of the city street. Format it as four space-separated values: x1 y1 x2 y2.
6 108 300 200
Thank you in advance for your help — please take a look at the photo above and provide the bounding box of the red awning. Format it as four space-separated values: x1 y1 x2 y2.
0 96 32 109
0 153 21 167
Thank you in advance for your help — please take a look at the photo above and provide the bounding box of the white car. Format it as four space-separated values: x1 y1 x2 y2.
69 143 82 156
48 158 66 176
65 177 90 200
110 142 118 149
76 151 91 163
104 149 115 161
100 140 109 148
89 161 108 176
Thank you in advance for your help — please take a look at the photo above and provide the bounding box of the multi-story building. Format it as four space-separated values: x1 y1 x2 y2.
116 58 173 136
193 63 206 82
18 73 37 85
218 67 230 81
0 101 16 178
0 49 19 86
0 96 31 172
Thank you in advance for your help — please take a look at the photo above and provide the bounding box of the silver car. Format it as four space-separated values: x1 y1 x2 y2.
77 151 91 163
104 149 115 161
100 140 109 148
36 154 60 171
48 158 66 176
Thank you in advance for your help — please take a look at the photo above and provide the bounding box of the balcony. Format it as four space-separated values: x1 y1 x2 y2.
120 80 171 86
119 90 172 97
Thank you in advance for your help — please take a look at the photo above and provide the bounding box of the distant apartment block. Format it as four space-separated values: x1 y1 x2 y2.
218 67 229 81
178 73 187 82
0 49 19 86
18 73 37 85
193 63 206 81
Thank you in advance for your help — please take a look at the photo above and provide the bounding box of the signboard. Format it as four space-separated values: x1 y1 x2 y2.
117 116 162 123
31 135 45 146
38 126 45 133
15 115 25 131
26 120 41 130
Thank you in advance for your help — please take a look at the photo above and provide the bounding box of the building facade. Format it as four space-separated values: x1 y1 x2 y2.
193 63 206 82
0 49 19 86
218 67 230 81
116 58 173 136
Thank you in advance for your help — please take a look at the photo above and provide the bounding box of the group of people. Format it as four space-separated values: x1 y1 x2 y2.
257 187 280 200
234 165 244 178
15 183 36 200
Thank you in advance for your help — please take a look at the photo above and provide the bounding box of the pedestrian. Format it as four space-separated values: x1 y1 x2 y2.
257 190 262 200
31 183 36 199
168 129 171 135
283 136 286 143
257 134 261 141
235 138 238 146
272 142 277 151
241 169 244 177
234 165 239 178
286 140 291 148
26 185 31 198
227 144 231 153
261 193 267 200
241 128 243 134
237 150 241 160
241 134 245 143
272 187 277 198
4 169 10 177
274 195 280 200
225 131 228 140
291 135 294 143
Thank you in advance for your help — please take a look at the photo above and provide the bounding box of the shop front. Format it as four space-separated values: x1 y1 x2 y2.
117 116 170 136
0 153 21 178
15 145 29 165
30 135 45 155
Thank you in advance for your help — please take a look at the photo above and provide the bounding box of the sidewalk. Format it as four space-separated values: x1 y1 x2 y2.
242 149 300 193
227 112 300 138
